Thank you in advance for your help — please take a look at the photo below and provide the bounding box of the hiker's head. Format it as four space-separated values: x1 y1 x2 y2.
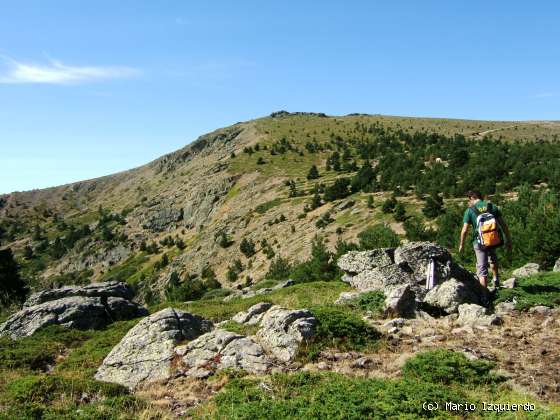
467 190 482 204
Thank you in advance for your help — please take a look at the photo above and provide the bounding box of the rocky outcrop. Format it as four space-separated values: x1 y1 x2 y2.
0 282 147 340
337 242 486 312
512 263 540 278
423 278 482 314
95 308 213 389
24 281 134 307
179 329 271 378
142 207 184 232
96 303 318 387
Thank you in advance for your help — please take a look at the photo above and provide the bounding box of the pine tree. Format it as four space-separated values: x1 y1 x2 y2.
240 238 256 257
307 165 320 180
0 248 28 307
393 202 407 222
422 193 444 219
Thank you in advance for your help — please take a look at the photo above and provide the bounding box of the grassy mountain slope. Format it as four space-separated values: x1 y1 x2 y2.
1 112 560 300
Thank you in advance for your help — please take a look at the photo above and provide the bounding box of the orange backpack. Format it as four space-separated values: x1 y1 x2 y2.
471 204 503 248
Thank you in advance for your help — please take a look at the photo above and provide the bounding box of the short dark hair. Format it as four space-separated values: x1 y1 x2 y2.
467 190 482 200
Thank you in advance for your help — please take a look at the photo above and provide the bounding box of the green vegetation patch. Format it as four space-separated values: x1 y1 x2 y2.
301 306 381 360
99 253 149 285
402 349 503 386
154 281 350 322
192 371 467 419
494 272 560 311
254 198 284 215
56 319 139 377
220 320 260 337
0 326 92 371
344 291 386 317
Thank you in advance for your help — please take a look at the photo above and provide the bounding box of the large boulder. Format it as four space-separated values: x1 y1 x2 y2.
423 278 482 314
512 263 540 278
95 308 213 389
24 281 134 307
256 306 317 362
181 329 271 378
0 282 147 340
554 258 560 273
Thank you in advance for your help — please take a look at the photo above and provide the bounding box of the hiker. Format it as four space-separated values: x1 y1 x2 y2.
458 190 512 289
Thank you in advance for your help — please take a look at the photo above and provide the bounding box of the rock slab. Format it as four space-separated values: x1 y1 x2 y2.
95 308 213 389
0 282 147 340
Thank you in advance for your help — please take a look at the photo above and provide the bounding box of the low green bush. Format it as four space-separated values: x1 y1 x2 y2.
344 291 385 317
402 349 503 386
301 306 381 360
193 371 467 419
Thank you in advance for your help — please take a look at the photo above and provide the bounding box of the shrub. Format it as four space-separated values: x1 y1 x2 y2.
402 349 502 385
404 216 436 241
240 238 256 258
344 291 385 317
381 197 396 213
266 256 292 280
302 306 381 360
357 224 401 250
290 236 339 283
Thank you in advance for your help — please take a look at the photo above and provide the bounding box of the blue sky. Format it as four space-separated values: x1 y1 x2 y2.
1 1 559 194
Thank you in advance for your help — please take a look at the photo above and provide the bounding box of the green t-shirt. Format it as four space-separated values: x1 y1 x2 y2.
462 200 502 244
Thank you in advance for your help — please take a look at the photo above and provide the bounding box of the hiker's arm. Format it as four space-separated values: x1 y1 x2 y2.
459 223 469 252
497 216 512 249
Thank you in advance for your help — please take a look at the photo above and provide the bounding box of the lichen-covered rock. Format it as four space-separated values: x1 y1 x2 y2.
0 283 147 340
384 284 416 318
95 308 213 389
1 297 108 339
256 306 317 362
456 304 501 327
142 207 183 232
423 278 481 314
232 302 273 325
512 263 540 278
24 281 134 307
337 248 394 274
337 242 487 310
182 329 271 376
393 242 453 286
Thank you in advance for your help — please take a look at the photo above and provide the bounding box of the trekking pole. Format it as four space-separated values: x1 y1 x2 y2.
425 254 437 290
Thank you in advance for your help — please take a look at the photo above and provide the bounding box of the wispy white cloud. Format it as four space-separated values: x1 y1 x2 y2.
0 56 140 85
534 92 558 98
